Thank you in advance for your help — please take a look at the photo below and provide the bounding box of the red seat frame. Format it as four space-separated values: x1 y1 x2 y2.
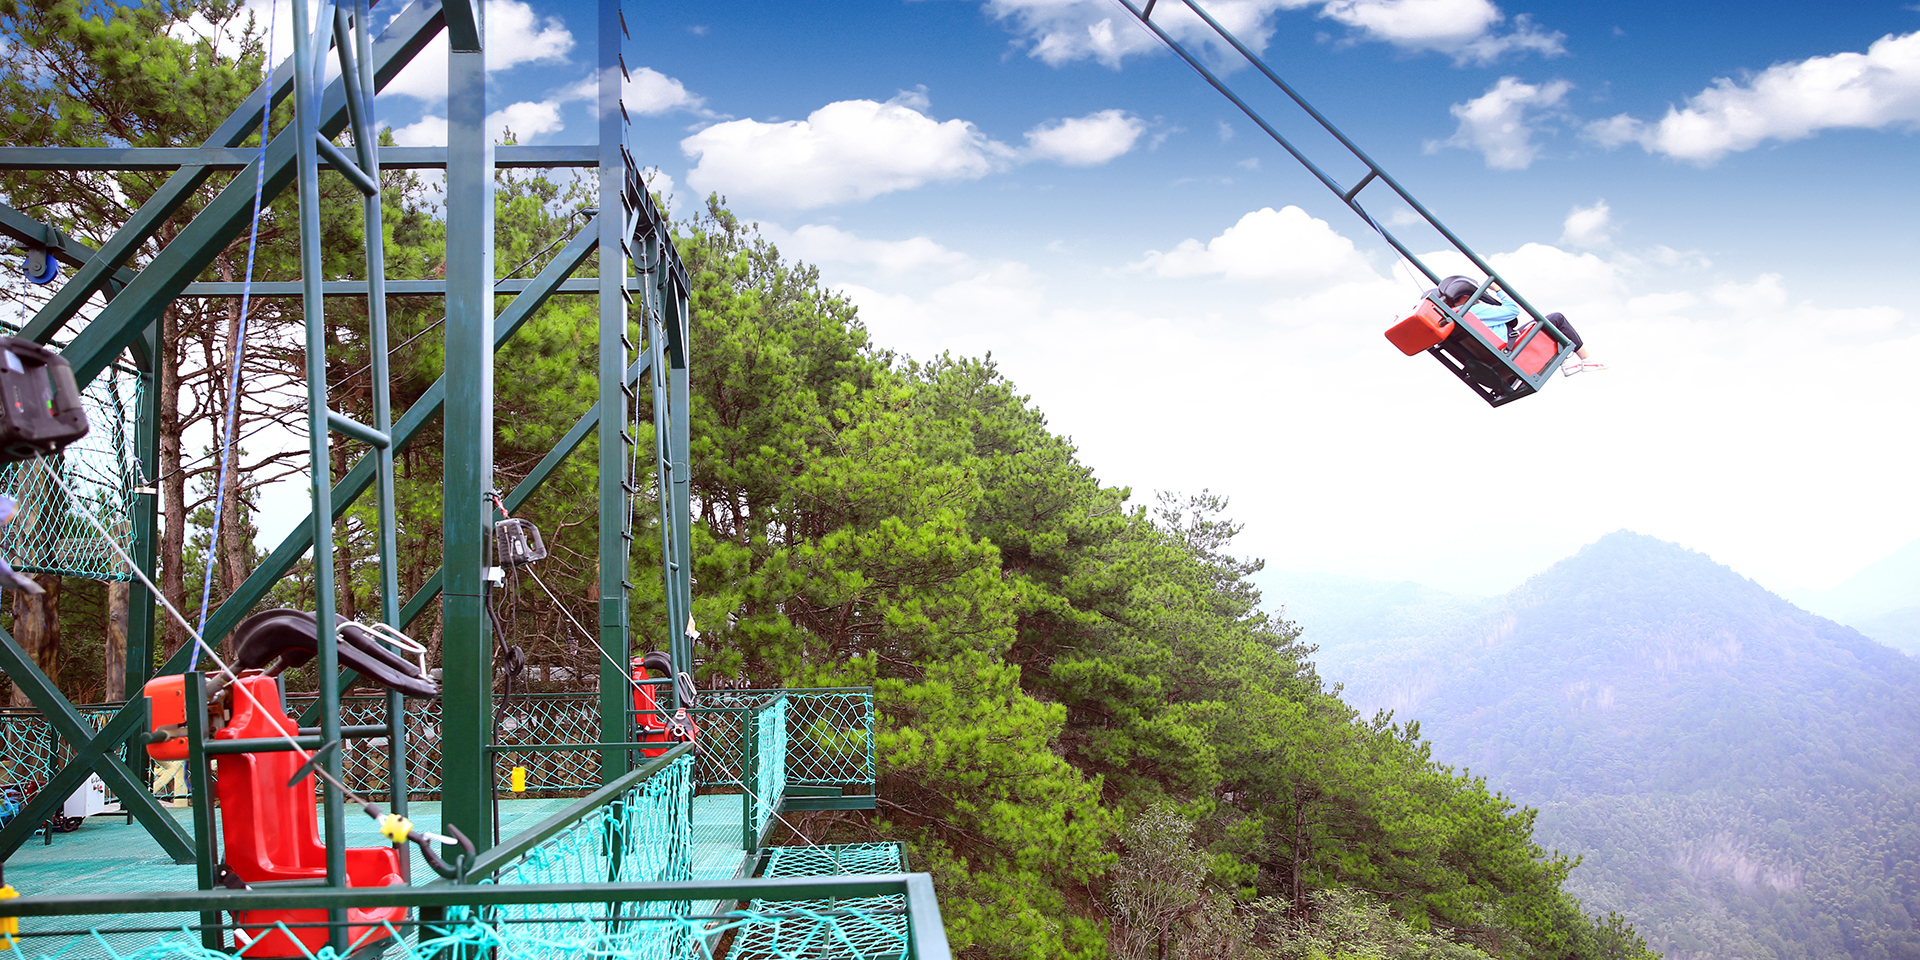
214 676 406 956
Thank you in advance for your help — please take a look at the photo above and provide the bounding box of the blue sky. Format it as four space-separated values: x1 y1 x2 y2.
312 0 1920 597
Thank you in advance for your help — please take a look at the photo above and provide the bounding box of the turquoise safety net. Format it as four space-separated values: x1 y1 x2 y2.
0 360 145 581
729 844 909 960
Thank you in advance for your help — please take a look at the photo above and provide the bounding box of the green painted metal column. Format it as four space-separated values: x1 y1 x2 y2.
125 325 160 698
287 0 349 937
667 289 694 688
439 0 496 850
595 0 633 781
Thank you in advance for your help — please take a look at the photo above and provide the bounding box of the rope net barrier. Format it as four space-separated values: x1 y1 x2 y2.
0 361 144 582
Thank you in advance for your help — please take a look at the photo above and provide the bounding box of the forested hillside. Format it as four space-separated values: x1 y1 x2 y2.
1328 532 1920 960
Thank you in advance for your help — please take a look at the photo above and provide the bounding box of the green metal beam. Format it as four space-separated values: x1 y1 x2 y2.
0 203 138 288
176 277 619 296
295 353 649 728
10 34 312 346
53 0 447 386
781 796 879 812
0 636 189 861
594 0 634 784
196 217 598 659
0 145 600 171
438 15 495 849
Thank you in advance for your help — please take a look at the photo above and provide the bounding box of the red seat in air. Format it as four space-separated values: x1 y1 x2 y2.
214 676 406 956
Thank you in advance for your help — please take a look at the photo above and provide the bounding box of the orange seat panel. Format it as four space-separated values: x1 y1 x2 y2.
215 676 405 956
1385 300 1452 356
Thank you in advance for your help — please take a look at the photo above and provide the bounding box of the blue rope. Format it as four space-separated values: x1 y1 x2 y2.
190 0 277 670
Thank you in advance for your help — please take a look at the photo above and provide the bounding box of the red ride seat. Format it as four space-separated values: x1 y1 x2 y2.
214 676 405 956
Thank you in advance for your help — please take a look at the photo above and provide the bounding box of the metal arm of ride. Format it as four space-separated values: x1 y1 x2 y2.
1115 0 1555 333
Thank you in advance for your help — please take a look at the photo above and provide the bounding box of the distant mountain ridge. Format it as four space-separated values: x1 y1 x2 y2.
1282 531 1920 960
1783 537 1920 655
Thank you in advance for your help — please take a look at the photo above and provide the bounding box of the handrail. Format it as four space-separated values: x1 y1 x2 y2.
0 871 944 916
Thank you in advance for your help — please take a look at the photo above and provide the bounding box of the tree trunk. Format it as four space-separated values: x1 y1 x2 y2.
216 274 254 597
9 575 62 706
158 302 188 660
105 580 129 700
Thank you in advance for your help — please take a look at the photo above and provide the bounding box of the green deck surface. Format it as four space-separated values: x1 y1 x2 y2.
3 794 755 957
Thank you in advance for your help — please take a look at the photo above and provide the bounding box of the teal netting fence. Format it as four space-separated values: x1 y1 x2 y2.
730 844 909 960
748 697 787 846
691 690 871 791
780 691 873 789
473 752 698 957
0 688 873 806
0 705 118 808
0 360 145 581
6 901 917 960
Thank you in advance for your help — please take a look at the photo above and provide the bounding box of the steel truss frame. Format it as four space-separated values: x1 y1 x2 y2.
0 0 693 937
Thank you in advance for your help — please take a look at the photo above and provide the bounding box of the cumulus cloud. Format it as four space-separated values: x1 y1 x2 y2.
1024 109 1147 165
1561 200 1611 248
771 224 978 277
1319 0 1563 64
1428 76 1571 169
1134 205 1379 288
1585 31 1920 165
388 99 568 146
682 96 1143 209
983 0 1559 68
681 93 1017 208
626 67 707 116
380 0 573 101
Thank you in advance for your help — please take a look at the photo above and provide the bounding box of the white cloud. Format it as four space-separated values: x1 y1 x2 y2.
1134 205 1379 288
1023 109 1147 165
1561 200 1611 248
1319 0 1562 64
685 93 1160 208
388 115 448 147
1428 76 1571 169
681 95 1015 208
1585 30 1920 165
626 67 706 116
387 100 567 147
983 0 1558 68
380 0 574 101
767 224 978 278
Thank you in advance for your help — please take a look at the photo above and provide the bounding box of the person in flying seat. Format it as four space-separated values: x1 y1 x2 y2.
1435 275 1605 376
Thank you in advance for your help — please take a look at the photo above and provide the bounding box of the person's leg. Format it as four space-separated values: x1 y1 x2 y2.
1545 312 1588 358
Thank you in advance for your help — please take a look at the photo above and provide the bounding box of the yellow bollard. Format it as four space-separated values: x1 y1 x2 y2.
510 766 527 793
0 883 19 950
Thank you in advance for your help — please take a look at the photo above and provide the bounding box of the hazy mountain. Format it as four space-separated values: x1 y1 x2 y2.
1783 538 1920 655
1251 568 1494 683
1303 531 1920 960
